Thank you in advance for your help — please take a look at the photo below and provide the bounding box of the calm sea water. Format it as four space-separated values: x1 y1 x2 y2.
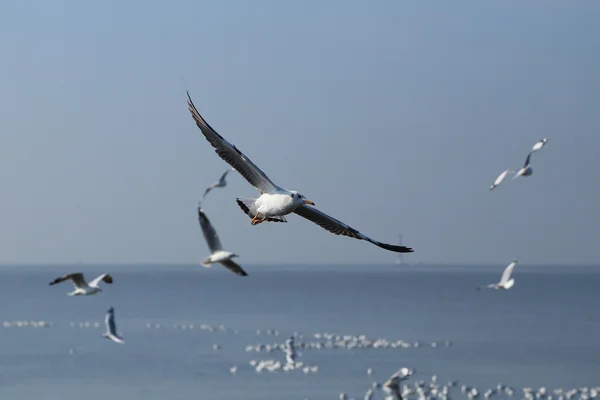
0 264 598 399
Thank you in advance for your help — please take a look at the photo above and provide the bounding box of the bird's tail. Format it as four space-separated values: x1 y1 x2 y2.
235 198 258 218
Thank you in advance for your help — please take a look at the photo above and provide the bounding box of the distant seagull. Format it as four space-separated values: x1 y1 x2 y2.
103 306 125 344
197 205 248 276
489 168 516 191
531 138 548 153
383 367 413 399
284 336 297 365
203 168 235 199
513 152 533 180
186 92 413 254
49 273 113 296
479 259 518 290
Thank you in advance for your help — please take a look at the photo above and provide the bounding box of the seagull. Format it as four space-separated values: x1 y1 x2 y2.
479 259 518 290
197 205 248 276
383 367 413 399
513 152 533 180
186 92 413 254
531 138 548 153
203 168 235 199
490 168 516 191
49 273 113 296
103 306 125 344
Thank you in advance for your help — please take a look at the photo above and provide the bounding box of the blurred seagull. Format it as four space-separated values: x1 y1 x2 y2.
203 168 235 199
383 367 413 399
103 306 125 344
197 205 247 276
480 259 518 290
186 92 413 254
49 273 113 296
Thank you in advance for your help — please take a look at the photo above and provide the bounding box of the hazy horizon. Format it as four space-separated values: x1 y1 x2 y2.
1 1 599 265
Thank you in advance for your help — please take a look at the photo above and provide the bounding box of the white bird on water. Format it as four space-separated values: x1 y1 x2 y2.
383 367 413 399
531 138 548 153
186 92 413 254
103 306 125 344
49 273 113 296
479 259 518 290
203 168 235 199
197 205 248 276
513 152 534 180
489 168 515 191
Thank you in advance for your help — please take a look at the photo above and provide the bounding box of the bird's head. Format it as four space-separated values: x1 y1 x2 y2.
290 191 314 206
231 253 240 258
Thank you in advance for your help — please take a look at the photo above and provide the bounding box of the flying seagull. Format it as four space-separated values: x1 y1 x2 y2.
197 205 247 276
490 168 515 191
186 92 413 254
513 152 533 180
49 273 113 296
103 306 125 344
531 138 548 153
203 168 235 199
479 259 518 290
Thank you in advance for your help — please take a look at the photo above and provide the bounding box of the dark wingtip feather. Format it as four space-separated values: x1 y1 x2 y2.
374 242 414 253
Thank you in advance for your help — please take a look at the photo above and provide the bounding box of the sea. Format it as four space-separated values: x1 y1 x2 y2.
0 263 598 400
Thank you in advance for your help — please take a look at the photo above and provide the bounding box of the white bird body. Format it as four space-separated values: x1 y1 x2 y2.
203 250 236 264
49 273 113 296
483 259 518 290
514 152 534 180
187 92 413 254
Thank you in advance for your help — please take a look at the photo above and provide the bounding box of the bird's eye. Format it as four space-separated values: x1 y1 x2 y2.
290 193 295 198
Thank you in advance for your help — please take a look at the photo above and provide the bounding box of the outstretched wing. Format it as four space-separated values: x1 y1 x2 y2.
105 308 117 334
198 207 223 252
89 273 113 287
202 186 214 199
187 93 281 194
293 205 414 253
218 169 231 185
499 260 518 285
523 152 532 168
219 259 248 276
49 273 86 288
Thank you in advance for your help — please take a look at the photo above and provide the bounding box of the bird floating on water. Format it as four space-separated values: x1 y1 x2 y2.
479 259 518 290
103 306 125 344
49 273 113 296
186 92 413 254
197 205 247 276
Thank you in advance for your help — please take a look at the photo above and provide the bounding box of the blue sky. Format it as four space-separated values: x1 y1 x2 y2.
1 1 599 265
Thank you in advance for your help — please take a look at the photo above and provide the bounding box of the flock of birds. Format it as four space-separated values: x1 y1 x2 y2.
37 94 561 399
43 94 550 348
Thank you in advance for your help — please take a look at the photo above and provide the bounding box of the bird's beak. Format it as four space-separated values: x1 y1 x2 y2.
303 199 315 205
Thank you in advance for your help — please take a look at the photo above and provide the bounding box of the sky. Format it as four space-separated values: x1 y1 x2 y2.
0 1 599 266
